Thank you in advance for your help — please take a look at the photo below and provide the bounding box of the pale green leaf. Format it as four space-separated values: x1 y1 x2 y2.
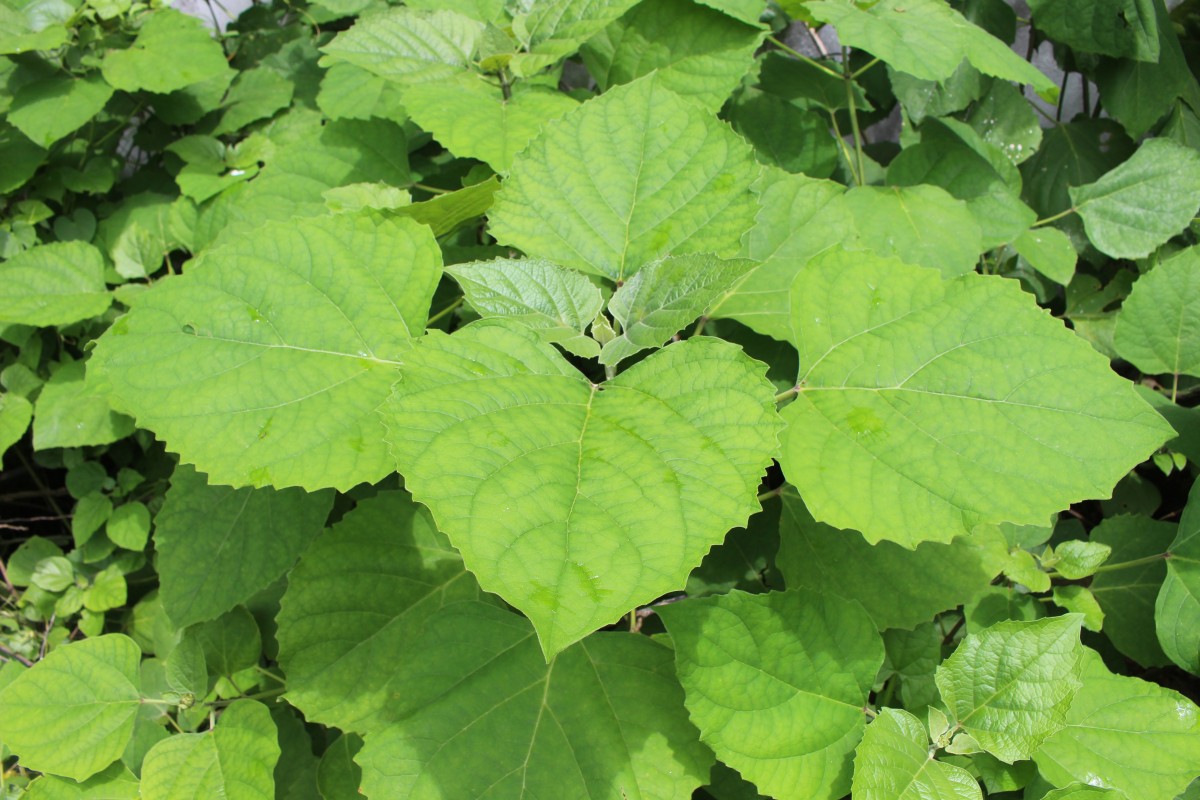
323 183 411 213
0 392 32 459
805 0 1053 90
33 360 134 450
779 257 1172 546
1034 649 1200 800
967 82 1042 165
319 8 483 86
90 213 441 491
83 564 126 613
777 491 1006 630
140 700 279 800
1052 586 1105 632
1027 0 1157 59
658 589 884 800
381 320 780 656
489 74 760 281
356 602 712 799
851 708 983 800
1115 246 1200 380
0 635 141 781
935 615 1085 763
841 184 984 275
155 464 334 628
1013 226 1077 286
316 63 407 124
445 257 604 359
1157 481 1200 673
1090 514 1174 667
24 763 141 800
0 242 110 326
510 0 642 74
1040 787 1128 800
1070 139 1200 260
100 9 232 94
388 176 500 237
106 502 150 550
601 254 756 365
1051 540 1112 580
8 74 113 148
276 490 485 732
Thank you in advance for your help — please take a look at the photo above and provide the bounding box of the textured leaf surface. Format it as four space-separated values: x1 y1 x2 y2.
659 589 884 800
100 9 231 94
840 185 984 277
140 700 279 800
851 708 982 800
1034 649 1200 800
356 602 711 799
32 360 134 450
276 491 483 732
511 0 642 72
7 74 113 148
0 635 141 780
91 214 441 491
489 74 759 281
1115 246 1200 380
382 320 779 656
0 242 110 326
779 257 1171 546
154 465 333 628
320 8 483 86
1157 481 1200 673
1070 138 1200 260
935 615 1084 763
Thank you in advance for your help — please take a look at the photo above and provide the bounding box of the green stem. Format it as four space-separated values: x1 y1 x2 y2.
1172 373 1179 404
766 35 843 80
756 487 783 503
427 296 463 325
208 687 285 708
1048 552 1168 580
851 57 880 80
842 47 867 187
775 386 799 404
827 111 858 181
254 665 286 685
412 182 451 195
1031 207 1077 228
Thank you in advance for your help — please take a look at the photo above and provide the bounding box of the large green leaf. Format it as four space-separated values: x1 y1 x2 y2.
489 74 760 281
1027 0 1157 59
851 708 982 800
1069 138 1200 260
0 242 110 326
7 74 113 148
935 615 1085 763
1033 649 1200 800
1114 246 1200 381
776 492 1006 630
100 9 232 94
319 8 483 86
276 490 484 732
778 257 1172 546
154 464 334 628
381 320 780 656
90 213 441 491
356 602 712 798
1090 514 1174 667
0 635 141 781
140 700 279 800
658 589 884 800
805 0 1052 90
1157 481 1200 673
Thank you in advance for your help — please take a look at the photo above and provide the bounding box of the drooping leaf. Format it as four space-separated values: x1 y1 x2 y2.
90 213 441 491
1027 0 1157 59
1115 246 1200 381
1157 481 1200 673
489 74 760 281
659 589 884 800
1090 514 1174 666
1033 649 1200 800
0 635 141 781
0 392 32 459
935 615 1085 763
356 602 712 798
381 320 780 656
188 606 263 679
154 464 334 628
389 176 500 236
319 8 483 86
851 708 983 800
778 256 1172 546
7 74 113 148
0 242 110 326
100 9 232 94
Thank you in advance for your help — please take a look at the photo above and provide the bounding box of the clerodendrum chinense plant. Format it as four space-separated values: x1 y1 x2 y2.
2 0 1200 796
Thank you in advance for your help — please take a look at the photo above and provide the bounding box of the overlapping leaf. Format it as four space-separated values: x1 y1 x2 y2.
1157 481 1200 673
0 242 110 326
852 709 982 800
1114 245 1200 381
100 9 232 94
1090 514 1174 666
319 8 483 86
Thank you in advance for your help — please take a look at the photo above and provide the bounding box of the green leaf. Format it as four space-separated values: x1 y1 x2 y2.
106 501 150 551
601 254 756 365
7 74 113 148
163 635 207 698
316 63 407 124
323 183 411 214
882 623 941 709
0 635 141 781
276 490 485 732
0 123 45 194
0 242 110 326
24 763 141 799
381 321 780 656
1013 226 1077 286
1070 139 1200 260
188 606 262 678
1115 246 1200 380
1033 649 1200 800
658 589 884 800
1090 514 1174 666
320 8 483 86
356 602 711 798
779 257 1172 547
154 464 334 628
510 0 642 74
140 700 279 800
1027 0 1157 59
851 708 983 800
316 734 362 800
805 0 1053 90
33 360 135 450
32 556 74 592
388 175 500 236
776 492 1006 630
863 175 995 260
967 82 1042 165
1157 481 1200 673
727 90 840 178
0 392 32 459
935 615 1085 763
1039 787 1128 800
489 74 760 281
211 67 295 137
445 257 604 359
1052 586 1105 632
101 9 232 94
90 213 441 491
1050 540 1112 580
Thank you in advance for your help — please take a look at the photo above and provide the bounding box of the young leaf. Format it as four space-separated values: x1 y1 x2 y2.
381 320 780 656
935 615 1085 763
140 700 279 800
1013 226 1077 286
509 0 642 75
0 242 110 326
319 8 483 86
1157 480 1200 673
779 257 1172 547
1051 540 1112 580
658 589 884 800
1033 649 1200 800
1114 246 1200 381
0 635 141 781
90 213 441 491
388 175 500 236
1090 514 1174 667
7 74 113 148
100 9 232 94
489 74 760 282
356 602 712 799
851 708 983 800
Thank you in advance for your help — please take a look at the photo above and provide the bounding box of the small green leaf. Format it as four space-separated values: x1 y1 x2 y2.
7 74 113 148
388 176 500 236
1157 481 1200 673
106 502 150 551
31 556 74 592
1052 540 1112 580
84 564 127 613
101 9 232 94
163 635 207 699
935 615 1085 763
1115 246 1200 380
24 763 141 799
0 392 32 459
852 708 982 800
1052 586 1105 632
1013 226 1077 285
188 606 262 679
0 242 110 326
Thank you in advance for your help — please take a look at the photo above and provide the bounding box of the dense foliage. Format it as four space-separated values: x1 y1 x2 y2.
2 0 1200 797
